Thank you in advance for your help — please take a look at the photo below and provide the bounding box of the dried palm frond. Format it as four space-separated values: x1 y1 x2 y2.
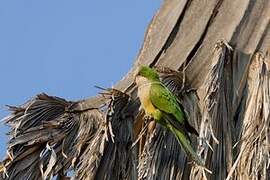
1 89 136 180
74 88 136 180
155 66 193 96
0 93 102 180
226 52 270 180
138 124 187 180
190 40 233 179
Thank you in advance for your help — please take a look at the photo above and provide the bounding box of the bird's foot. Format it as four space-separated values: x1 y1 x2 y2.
143 115 153 121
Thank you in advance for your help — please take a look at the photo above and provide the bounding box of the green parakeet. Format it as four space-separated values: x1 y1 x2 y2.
135 65 203 166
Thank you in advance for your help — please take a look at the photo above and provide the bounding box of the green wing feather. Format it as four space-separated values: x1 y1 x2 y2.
149 83 185 123
150 82 199 136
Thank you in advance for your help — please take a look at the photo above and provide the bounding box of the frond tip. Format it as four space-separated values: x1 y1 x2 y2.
0 93 102 180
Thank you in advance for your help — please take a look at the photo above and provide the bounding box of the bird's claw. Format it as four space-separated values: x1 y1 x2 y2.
143 115 153 121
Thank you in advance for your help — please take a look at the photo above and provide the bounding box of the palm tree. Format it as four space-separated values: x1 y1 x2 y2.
1 0 269 179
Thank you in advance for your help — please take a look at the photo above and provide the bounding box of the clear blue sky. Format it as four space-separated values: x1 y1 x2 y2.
0 1 162 159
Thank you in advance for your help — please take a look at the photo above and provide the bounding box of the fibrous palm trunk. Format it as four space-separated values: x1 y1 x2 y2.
1 0 269 179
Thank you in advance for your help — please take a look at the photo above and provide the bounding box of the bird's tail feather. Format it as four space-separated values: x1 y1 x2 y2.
170 126 204 166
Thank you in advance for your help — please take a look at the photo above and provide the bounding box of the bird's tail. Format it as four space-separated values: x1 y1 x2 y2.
170 126 204 166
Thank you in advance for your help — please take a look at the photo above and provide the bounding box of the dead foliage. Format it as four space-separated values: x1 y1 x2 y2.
1 47 270 180
227 52 270 180
0 89 135 180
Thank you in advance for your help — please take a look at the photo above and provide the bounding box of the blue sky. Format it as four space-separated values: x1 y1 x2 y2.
0 1 162 159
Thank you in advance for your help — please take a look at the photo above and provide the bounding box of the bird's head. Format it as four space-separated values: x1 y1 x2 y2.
134 66 160 85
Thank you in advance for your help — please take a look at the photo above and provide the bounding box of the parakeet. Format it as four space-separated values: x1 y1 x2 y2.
135 65 203 166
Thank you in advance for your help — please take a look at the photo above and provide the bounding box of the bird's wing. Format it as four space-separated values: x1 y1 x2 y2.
150 83 199 136
150 83 185 123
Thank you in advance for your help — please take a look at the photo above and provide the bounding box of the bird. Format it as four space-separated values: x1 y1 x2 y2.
134 65 203 166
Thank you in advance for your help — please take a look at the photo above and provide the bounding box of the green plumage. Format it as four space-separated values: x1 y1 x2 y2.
135 66 203 166
150 82 185 123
